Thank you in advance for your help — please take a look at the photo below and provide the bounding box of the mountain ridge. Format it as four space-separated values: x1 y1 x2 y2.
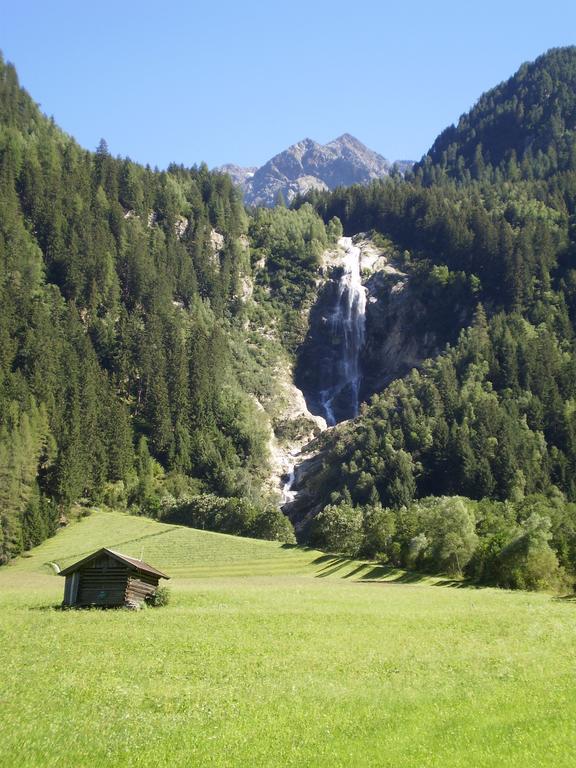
218 134 413 206
415 45 576 183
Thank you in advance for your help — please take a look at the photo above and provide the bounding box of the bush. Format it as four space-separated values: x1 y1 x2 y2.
249 505 296 544
361 503 396 559
312 503 363 556
495 513 569 591
147 586 171 607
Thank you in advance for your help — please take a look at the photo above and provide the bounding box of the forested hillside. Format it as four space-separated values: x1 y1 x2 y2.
0 55 334 562
415 46 576 184
294 47 576 588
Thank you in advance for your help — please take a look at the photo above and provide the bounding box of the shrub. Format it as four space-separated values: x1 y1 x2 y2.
147 586 171 607
312 503 363 556
408 497 478 575
361 503 396 559
249 506 296 544
496 513 569 591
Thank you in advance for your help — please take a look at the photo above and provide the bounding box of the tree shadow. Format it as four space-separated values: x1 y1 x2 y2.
343 564 373 579
358 566 478 588
310 554 341 565
281 543 321 552
29 603 141 612
359 567 428 584
286 545 485 589
314 557 354 577
431 577 471 588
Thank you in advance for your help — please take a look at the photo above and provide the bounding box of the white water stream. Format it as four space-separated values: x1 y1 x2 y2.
281 465 297 505
319 236 367 425
280 237 367 506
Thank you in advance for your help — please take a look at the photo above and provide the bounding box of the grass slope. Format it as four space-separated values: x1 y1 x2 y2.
1 511 576 767
5 509 423 582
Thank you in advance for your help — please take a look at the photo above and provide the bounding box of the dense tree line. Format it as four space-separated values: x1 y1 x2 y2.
311 494 574 591
302 175 570 323
0 55 336 562
160 493 295 543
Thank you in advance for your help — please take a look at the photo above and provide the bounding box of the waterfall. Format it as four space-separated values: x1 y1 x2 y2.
281 465 297 505
319 237 367 425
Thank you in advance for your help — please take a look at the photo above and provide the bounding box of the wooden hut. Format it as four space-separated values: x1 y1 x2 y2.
59 548 169 608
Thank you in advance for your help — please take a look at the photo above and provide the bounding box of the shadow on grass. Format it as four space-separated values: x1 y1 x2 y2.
29 604 149 612
309 552 479 589
361 568 477 588
359 567 431 584
29 604 112 611
432 578 479 588
314 557 355 578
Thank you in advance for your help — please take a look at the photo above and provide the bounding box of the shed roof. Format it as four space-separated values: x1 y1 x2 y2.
58 548 170 579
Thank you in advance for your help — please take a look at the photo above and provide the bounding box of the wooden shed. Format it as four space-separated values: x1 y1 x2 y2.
59 548 169 608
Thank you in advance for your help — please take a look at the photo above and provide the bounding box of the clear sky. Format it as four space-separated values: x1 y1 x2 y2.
3 0 576 170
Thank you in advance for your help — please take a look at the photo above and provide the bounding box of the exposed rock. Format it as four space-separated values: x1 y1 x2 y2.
238 276 253 302
207 229 224 269
174 216 188 239
218 163 258 188
360 270 438 397
265 360 327 503
210 229 224 253
246 134 390 207
281 443 327 529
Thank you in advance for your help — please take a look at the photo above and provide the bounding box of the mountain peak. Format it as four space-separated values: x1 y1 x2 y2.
220 134 408 207
328 133 367 150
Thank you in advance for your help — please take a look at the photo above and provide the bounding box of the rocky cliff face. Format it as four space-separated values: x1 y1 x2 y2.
296 237 440 421
219 134 413 207
361 265 440 399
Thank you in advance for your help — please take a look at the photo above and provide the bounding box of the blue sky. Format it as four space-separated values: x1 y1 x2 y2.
3 0 576 169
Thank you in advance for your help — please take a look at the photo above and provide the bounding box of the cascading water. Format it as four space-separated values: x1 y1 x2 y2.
318 237 367 425
281 464 297 505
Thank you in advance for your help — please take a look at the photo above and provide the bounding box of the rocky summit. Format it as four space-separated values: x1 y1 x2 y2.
219 134 413 207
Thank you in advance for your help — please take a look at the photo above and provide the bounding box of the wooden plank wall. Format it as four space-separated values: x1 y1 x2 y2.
126 571 159 604
77 555 128 606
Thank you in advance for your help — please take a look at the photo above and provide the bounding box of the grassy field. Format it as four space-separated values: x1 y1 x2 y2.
1 511 576 767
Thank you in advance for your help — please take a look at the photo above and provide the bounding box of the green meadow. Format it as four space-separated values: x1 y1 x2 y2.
1 511 576 767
